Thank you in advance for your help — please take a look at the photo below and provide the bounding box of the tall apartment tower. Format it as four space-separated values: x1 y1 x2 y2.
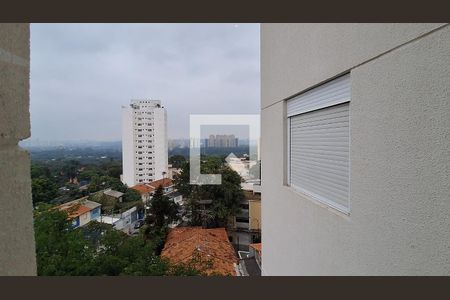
121 99 168 187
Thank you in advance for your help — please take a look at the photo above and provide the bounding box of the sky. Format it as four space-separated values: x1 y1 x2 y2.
30 23 260 142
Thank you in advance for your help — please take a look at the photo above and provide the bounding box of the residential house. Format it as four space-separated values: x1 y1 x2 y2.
131 178 183 205
161 227 239 276
58 197 101 228
249 243 262 270
168 164 181 180
98 206 138 232
130 183 154 202
237 243 262 276
248 193 261 235
103 189 124 203
228 191 261 250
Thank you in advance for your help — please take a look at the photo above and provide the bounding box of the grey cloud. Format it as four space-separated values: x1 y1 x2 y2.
30 23 260 141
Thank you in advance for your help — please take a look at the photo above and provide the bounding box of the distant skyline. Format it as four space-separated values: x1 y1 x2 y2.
29 23 260 142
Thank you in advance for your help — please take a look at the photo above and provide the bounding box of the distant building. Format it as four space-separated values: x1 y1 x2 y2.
161 227 239 276
207 134 238 148
58 197 101 228
229 190 261 250
121 99 168 186
103 189 124 203
167 164 181 180
98 206 138 232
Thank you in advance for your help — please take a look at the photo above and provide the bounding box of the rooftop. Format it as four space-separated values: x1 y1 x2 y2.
161 227 238 276
249 243 262 253
148 178 173 189
103 189 124 198
130 184 155 195
58 197 101 219
131 178 173 195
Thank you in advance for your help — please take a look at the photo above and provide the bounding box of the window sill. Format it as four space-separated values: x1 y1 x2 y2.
283 184 351 219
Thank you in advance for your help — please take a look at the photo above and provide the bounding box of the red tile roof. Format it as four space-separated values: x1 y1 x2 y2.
130 184 155 195
59 202 91 219
249 243 261 253
131 178 173 195
161 227 238 276
148 178 173 189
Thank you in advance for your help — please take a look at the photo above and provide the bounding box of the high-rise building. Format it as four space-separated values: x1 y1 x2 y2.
121 99 168 186
207 134 238 148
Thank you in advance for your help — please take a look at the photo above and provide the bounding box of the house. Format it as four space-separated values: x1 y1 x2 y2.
97 206 138 232
130 183 154 202
261 24 450 275
228 190 261 250
103 189 124 203
249 243 262 270
168 164 181 180
131 178 183 205
58 197 101 228
161 227 239 276
148 177 174 194
237 243 262 276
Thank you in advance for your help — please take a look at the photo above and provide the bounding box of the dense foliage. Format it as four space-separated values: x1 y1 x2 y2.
174 156 244 227
30 159 139 205
145 185 180 229
168 155 187 169
34 204 211 276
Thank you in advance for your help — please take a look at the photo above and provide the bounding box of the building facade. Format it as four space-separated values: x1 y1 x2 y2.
261 24 450 275
122 99 168 186
58 198 102 228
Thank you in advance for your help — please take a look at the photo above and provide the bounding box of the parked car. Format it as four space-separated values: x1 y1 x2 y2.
134 219 145 229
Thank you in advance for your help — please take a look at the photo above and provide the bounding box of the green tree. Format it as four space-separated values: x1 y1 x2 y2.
31 164 51 179
34 204 212 276
34 203 97 275
169 155 187 169
123 188 141 202
174 158 244 228
106 164 122 179
32 178 59 204
145 186 180 229
88 175 127 193
61 160 80 181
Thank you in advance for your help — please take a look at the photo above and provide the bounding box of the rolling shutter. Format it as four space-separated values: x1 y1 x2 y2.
288 74 350 213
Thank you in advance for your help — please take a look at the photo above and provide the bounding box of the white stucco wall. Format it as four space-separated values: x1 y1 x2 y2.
153 106 168 181
261 24 450 275
121 105 135 186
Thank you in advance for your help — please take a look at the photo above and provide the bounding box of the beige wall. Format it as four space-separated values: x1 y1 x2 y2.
0 23 36 275
249 200 261 231
261 24 450 275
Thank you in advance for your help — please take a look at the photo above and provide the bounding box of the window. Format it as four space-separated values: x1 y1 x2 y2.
287 74 350 213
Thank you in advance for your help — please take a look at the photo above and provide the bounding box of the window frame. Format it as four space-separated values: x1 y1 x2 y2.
286 73 351 214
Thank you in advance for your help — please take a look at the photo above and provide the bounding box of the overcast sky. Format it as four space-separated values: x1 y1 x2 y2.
30 24 260 141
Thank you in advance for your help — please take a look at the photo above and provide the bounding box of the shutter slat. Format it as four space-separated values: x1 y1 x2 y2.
290 162 349 186
290 158 349 176
291 173 349 204
289 84 350 213
291 174 348 203
287 74 351 117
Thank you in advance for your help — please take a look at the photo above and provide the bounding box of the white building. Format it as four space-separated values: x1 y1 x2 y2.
122 99 168 186
261 24 450 275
